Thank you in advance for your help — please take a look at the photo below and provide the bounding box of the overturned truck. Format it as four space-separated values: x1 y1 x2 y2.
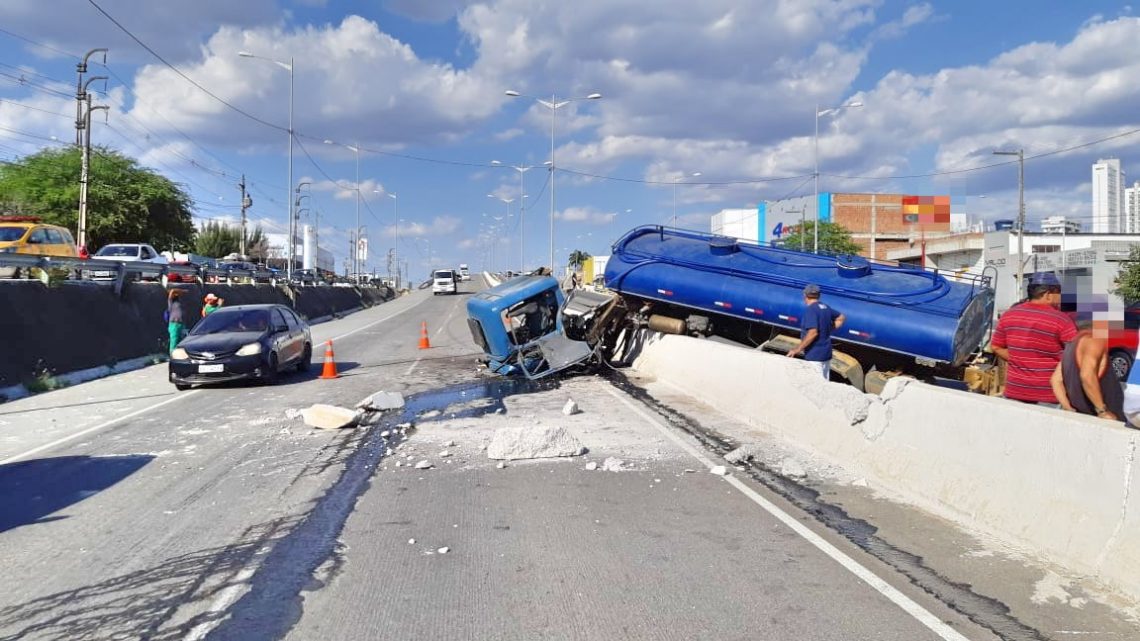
467 225 1001 394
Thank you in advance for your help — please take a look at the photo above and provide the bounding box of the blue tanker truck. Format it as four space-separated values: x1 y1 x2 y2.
466 225 1000 393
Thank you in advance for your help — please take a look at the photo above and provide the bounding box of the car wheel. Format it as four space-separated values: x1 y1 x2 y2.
262 352 279 385
174 383 192 391
297 343 312 372
1110 349 1133 381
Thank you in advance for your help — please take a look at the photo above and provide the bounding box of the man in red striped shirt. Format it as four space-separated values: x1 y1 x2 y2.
989 273 1078 404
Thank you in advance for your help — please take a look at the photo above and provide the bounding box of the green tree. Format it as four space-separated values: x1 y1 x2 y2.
0 146 196 252
1112 245 1140 304
568 249 591 269
194 221 267 260
779 220 862 255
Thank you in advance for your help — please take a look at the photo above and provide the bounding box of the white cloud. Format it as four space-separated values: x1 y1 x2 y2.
555 206 620 225
382 214 462 237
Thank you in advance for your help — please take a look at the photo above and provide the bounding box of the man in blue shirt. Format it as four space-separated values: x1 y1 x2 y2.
787 283 845 380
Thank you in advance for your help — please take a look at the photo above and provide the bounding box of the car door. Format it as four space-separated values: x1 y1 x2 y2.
44 228 75 258
273 307 300 364
25 227 49 256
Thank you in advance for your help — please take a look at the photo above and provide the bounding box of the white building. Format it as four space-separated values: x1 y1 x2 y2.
1040 216 1081 234
710 208 759 242
1125 181 1140 234
1092 158 1126 233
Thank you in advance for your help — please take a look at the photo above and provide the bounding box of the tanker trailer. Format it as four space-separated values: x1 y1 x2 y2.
603 226 999 393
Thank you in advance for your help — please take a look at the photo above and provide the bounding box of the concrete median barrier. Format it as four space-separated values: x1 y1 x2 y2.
632 332 1140 601
0 281 395 395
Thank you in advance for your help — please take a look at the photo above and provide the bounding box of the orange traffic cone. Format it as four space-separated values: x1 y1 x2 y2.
418 321 432 350
319 340 340 379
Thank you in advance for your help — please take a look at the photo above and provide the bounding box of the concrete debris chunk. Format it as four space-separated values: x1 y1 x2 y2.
398 422 413 429
487 426 587 460
778 458 807 479
362 391 405 411
585 461 599 471
445 440 456 447
380 430 391 437
437 546 450 554
851 478 869 487
408 538 416 545
439 450 452 458
284 408 302 420
414 460 433 470
601 457 625 472
395 461 403 467
300 404 358 430
724 445 761 465
709 465 729 476
562 399 581 415
496 461 507 469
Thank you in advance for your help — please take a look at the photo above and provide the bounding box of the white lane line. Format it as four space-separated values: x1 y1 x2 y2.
601 385 971 641
0 390 200 465
325 293 430 344
404 358 422 376
183 566 258 641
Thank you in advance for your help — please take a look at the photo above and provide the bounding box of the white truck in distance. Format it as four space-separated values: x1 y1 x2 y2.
432 269 458 295
459 264 470 281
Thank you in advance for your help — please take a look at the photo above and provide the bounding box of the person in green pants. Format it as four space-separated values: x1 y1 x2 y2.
167 289 186 354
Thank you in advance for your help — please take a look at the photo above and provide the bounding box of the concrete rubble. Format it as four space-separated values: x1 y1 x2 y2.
300 404 358 430
709 465 729 476
585 461 599 471
486 426 587 460
414 460 433 470
359 391 405 411
562 399 581 416
601 457 625 472
778 458 807 478
284 408 302 420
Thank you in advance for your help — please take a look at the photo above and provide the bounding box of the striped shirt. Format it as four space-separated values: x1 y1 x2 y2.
991 301 1078 402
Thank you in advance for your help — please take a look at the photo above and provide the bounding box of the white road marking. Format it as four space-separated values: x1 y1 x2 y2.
0 391 200 465
327 294 429 343
602 385 972 641
404 358 422 376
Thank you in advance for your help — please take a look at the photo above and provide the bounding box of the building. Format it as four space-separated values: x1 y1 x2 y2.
1040 216 1081 234
1092 158 1125 233
265 231 334 273
886 229 1140 312
1126 181 1140 234
711 193 961 259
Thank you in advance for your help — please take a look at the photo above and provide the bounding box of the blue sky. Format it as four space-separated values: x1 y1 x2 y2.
0 0 1137 277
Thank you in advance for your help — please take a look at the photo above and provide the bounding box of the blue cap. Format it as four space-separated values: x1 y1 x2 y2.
1028 272 1061 288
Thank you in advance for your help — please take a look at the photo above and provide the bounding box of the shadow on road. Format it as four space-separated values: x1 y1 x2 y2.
0 455 154 534
0 516 301 641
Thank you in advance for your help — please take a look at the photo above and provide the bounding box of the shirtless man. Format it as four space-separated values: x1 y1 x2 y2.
1050 317 1123 421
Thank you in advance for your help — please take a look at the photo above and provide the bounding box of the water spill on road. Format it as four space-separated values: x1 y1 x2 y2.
602 369 1049 641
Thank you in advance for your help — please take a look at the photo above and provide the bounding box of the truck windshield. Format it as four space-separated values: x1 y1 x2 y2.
435 271 454 280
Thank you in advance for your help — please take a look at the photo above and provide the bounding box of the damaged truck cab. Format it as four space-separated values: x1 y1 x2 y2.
466 275 615 378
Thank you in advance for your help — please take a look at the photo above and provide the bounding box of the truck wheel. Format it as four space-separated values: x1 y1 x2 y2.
1110 349 1133 381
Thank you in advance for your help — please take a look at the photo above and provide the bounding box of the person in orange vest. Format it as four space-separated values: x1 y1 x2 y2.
202 292 224 317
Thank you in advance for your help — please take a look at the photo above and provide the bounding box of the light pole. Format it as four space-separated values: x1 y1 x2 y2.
994 149 1026 296
814 100 863 254
293 181 310 274
487 194 515 269
323 139 362 279
238 51 294 278
492 160 533 271
386 192 398 287
505 89 602 271
672 171 702 229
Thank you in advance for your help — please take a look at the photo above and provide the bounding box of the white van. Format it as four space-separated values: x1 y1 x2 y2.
432 269 457 295
458 264 470 281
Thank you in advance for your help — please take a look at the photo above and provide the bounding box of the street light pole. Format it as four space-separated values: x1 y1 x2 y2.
239 51 295 278
813 100 863 253
994 149 1026 296
387 192 398 287
505 90 602 271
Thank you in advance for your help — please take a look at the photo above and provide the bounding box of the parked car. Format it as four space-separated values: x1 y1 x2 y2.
169 304 312 390
0 216 78 278
166 260 201 283
87 243 167 279
432 269 458 295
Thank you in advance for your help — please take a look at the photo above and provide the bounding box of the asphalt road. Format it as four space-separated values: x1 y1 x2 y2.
0 276 1000 641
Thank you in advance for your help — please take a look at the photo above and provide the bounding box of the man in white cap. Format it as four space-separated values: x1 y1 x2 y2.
787 283 845 380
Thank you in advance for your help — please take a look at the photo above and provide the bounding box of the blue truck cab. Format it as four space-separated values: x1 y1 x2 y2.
466 275 608 378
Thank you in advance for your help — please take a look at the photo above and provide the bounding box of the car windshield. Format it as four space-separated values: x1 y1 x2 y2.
190 309 271 335
435 271 454 279
0 227 27 242
96 245 139 257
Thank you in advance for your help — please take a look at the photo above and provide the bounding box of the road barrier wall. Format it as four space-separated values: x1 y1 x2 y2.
631 333 1140 601
0 281 393 390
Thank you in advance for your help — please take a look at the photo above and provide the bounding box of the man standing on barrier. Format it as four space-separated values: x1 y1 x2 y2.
787 283 845 380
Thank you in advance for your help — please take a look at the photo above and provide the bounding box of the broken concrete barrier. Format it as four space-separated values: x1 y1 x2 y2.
301 404 358 430
360 390 405 411
487 425 587 460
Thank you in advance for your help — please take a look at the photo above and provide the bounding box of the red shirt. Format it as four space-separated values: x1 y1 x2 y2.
991 301 1078 402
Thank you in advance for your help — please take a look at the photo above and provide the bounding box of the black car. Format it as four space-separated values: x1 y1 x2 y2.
169 304 312 390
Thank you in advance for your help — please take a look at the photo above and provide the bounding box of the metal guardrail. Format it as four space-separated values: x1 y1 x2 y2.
0 254 362 295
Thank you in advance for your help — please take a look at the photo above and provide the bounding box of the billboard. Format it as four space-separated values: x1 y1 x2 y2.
902 195 951 224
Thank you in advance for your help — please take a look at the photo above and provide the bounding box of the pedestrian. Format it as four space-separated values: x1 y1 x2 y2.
202 292 223 317
989 272 1077 406
786 283 845 380
167 289 186 355
1050 317 1123 421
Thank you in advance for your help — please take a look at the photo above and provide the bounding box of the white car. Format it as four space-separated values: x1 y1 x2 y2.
432 269 458 295
88 243 168 279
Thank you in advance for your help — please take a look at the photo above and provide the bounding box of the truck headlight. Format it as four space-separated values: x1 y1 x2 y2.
171 348 189 360
236 342 262 356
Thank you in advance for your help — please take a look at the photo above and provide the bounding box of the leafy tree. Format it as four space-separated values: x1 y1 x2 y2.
1112 245 1140 304
568 249 591 269
779 220 862 255
0 146 196 252
194 221 267 260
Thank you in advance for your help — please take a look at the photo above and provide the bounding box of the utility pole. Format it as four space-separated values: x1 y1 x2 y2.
238 174 252 258
994 149 1026 296
77 90 108 249
75 49 106 146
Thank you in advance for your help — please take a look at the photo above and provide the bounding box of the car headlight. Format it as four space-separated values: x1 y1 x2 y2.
171 348 189 360
236 342 262 356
